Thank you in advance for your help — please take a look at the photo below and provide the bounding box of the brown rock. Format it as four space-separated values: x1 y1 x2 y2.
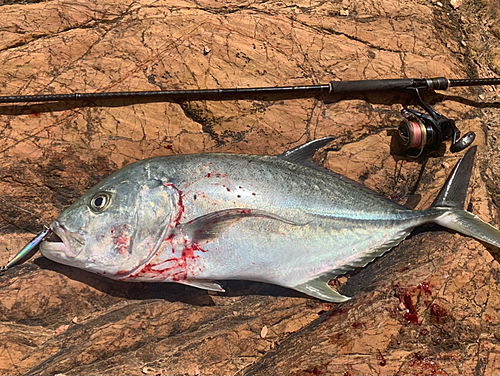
0 0 499 375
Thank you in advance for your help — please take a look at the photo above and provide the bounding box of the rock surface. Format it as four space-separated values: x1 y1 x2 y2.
1 0 500 375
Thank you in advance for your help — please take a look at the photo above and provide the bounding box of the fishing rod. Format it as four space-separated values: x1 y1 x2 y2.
1 76 500 157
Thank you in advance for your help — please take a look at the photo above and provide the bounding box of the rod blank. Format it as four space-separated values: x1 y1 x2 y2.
0 77 498 104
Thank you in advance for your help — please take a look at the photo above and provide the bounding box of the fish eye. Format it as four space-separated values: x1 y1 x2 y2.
90 192 111 212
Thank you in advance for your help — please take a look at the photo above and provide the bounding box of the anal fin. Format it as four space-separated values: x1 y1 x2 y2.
177 279 225 292
294 277 350 302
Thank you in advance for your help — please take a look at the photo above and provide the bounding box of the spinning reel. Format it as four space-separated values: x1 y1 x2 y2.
393 88 476 157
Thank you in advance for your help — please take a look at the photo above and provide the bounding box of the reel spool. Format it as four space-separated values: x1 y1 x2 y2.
398 112 436 157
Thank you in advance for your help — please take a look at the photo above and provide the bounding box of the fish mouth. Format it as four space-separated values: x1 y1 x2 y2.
40 220 84 258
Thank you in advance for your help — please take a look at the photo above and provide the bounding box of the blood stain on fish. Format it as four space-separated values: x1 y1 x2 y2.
165 183 185 224
128 182 208 281
138 241 208 281
113 235 132 254
110 225 132 254
204 172 228 179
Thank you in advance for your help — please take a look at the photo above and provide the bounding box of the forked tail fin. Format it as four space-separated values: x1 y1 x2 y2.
431 146 500 248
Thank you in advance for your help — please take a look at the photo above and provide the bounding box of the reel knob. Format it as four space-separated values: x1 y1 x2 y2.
450 131 476 153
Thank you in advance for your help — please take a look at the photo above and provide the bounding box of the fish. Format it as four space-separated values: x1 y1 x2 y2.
39 138 500 302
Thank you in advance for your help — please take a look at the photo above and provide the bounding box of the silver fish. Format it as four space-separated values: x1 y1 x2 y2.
39 138 500 302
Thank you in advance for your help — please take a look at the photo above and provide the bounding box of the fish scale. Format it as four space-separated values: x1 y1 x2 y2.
39 138 500 302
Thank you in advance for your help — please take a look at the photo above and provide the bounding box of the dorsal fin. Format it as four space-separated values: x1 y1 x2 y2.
278 137 335 166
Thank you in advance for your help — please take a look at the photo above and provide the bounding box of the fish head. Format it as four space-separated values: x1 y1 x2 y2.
40 161 178 278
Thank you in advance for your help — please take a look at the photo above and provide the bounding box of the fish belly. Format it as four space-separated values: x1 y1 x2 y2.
178 215 417 288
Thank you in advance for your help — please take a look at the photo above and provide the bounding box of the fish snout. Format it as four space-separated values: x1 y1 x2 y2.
40 220 85 259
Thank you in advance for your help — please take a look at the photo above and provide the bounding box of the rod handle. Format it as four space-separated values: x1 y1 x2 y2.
328 77 450 93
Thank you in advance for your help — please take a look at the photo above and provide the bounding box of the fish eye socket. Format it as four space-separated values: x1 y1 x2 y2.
90 192 111 212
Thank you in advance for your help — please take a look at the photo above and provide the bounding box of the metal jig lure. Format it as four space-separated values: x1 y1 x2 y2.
0 226 51 273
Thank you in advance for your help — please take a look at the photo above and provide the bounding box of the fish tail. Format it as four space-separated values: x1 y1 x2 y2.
429 146 500 248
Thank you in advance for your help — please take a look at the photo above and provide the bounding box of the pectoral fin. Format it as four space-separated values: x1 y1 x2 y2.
177 279 225 292
182 208 305 242
294 276 351 302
